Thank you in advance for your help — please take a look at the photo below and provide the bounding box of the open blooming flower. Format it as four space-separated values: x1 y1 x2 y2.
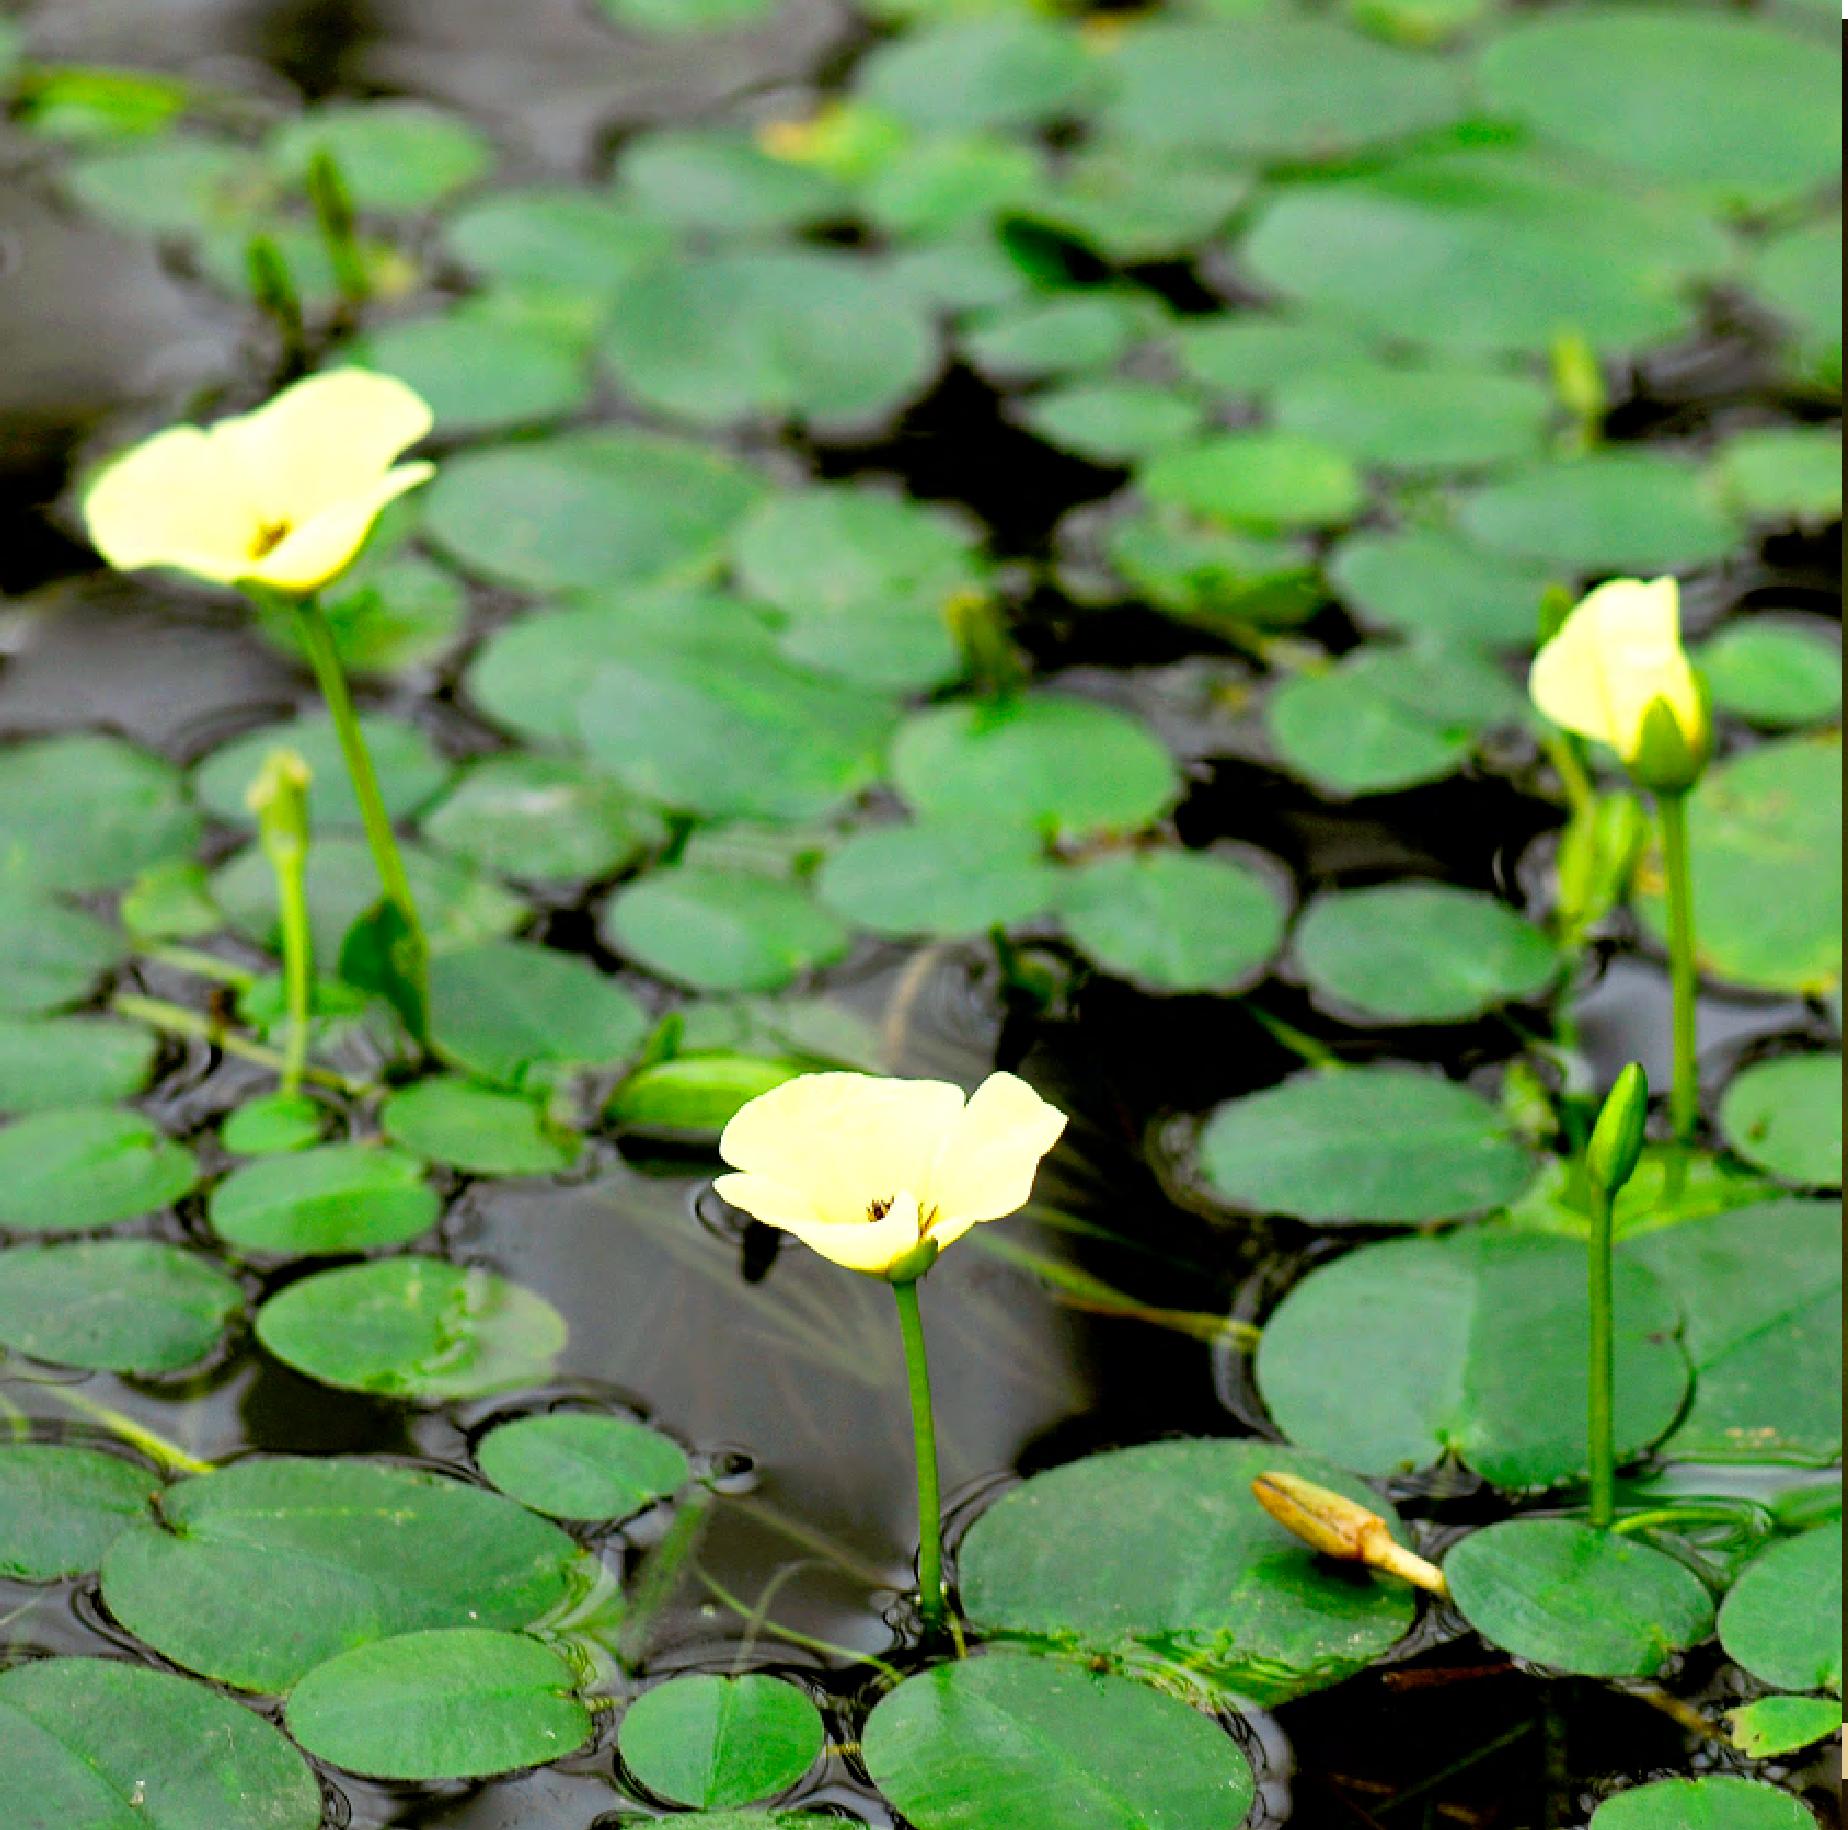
83 370 434 594
1528 576 1708 774
715 1071 1067 1277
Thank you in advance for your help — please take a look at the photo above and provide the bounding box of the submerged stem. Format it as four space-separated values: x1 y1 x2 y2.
1586 1180 1616 1532
1656 790 1700 1144
29 1381 214 1477
891 1277 946 1636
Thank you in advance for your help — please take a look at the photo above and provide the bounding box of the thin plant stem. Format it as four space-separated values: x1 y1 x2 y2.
891 1277 946 1636
138 944 257 989
1586 1181 1616 1532
1541 731 1596 820
693 1564 902 1684
111 993 362 1094
288 596 429 1023
1656 790 1700 1144
273 842 313 1098
29 1381 214 1477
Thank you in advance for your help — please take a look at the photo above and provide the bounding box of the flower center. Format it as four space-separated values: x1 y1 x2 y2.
867 1193 938 1234
249 519 293 560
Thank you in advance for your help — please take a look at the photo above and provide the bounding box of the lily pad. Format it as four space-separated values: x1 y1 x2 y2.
423 429 766 594
1715 426 1843 525
1753 219 1842 391
1257 1230 1688 1487
101 1455 580 1692
0 1240 240 1374
442 188 672 305
1727 1694 1842 1757
1058 848 1288 994
429 941 650 1091
1016 381 1207 466
0 1657 321 1830
864 1652 1255 1828
1140 432 1364 531
0 888 124 1015
1021 144 1250 265
476 1412 689 1521
1623 1200 1840 1468
208 1143 439 1255
959 1439 1416 1705
818 819 1061 939
0 1017 156 1114
603 867 849 994
1718 1054 1841 1188
1698 620 1842 728
257 553 468 677
1329 529 1554 651
1445 1518 1714 1677
192 714 451 832
856 15 1095 131
255 1256 567 1400
618 1674 826 1808
1591 1777 1821 1830
608 1053 809 1140
1173 318 1374 396
221 1092 326 1157
1200 1065 1536 1224
287 1629 591 1780
964 291 1162 383
269 99 493 213
1293 883 1559 1025
381 1077 579 1177
0 1105 198 1234
1718 1521 1842 1693
0 1444 159 1580
613 128 846 233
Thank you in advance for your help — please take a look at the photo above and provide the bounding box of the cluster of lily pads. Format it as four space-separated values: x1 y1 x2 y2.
0 0 1841 1824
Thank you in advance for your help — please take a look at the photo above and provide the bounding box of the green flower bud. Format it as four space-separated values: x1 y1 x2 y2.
246 747 312 864
1587 1062 1650 1196
1627 679 1711 796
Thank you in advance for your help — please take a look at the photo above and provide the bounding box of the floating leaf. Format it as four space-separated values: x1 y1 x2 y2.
1752 219 1841 392
1726 1695 1842 1758
269 99 493 213
959 1439 1416 1705
603 867 849 994
476 1412 689 1521
0 734 199 894
1718 1521 1842 1693
1293 883 1559 1025
1173 318 1373 396
101 1455 580 1692
614 128 846 233
442 188 672 306
0 1105 197 1234
0 1444 158 1580
1021 144 1250 265
1718 1054 1841 1189
1505 1146 1772 1243
193 713 451 832
255 553 468 677
1699 620 1843 729
815 819 1056 940
1199 1066 1536 1224
618 1674 826 1808
1257 1231 1687 1487
221 1092 326 1157
208 1143 439 1255
608 1053 809 1140
1623 1201 1839 1468
1016 381 1206 466
0 1657 320 1830
381 1077 579 1177
1058 848 1288 994
0 1017 155 1114
255 1257 567 1400
1140 431 1363 531
0 888 124 1015
593 0 775 29
287 1628 590 1780
1590 1777 1821 1830
1715 426 1843 525
964 291 1161 383
864 1652 1255 1829
1445 1518 1714 1677
1329 529 1554 651
0 1240 240 1374
855 15 1096 131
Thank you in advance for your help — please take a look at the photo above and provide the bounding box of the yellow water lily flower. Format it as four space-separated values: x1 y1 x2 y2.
715 1071 1067 1278
1528 576 1707 769
83 370 435 595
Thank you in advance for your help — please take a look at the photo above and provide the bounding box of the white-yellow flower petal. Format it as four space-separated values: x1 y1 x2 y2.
1529 576 1701 761
247 460 434 592
718 1072 966 1226
711 1171 826 1232
83 425 259 581
923 1071 1067 1236
757 1187 929 1274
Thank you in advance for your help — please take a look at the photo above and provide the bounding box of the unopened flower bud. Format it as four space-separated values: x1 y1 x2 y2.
246 748 313 863
1251 1472 1448 1596
1587 1062 1649 1197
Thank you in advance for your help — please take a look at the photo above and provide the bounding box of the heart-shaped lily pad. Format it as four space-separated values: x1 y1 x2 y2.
618 1673 826 1809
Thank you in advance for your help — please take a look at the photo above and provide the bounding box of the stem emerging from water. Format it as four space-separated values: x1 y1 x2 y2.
1656 790 1699 1144
891 1276 946 1636
31 1382 214 1477
1586 1179 1616 1531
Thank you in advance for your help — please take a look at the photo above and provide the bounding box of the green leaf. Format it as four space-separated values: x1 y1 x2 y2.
0 1106 197 1233
613 128 846 233
1623 1200 1840 1467
193 713 450 832
963 291 1163 384
863 1652 1255 1829
1591 1777 1821 1830
1714 427 1843 525
603 867 849 993
422 429 766 594
1698 620 1843 729
287 1628 590 1780
959 1439 1416 1705
0 1240 240 1374
818 819 1057 940
255 1256 567 1400
608 1053 811 1139
381 1076 579 1177
1020 144 1250 265
1293 882 1559 1025
1726 1694 1842 1758
101 1456 581 1692
337 898 427 1041
1057 847 1288 994
0 1657 320 1830
1718 1053 1841 1188
593 0 775 29
1199 1066 1536 1224
855 15 1096 131
893 694 1177 837
0 887 124 1015
208 1143 439 1255
0 1444 158 1580
0 1017 155 1113
1718 1521 1842 1693
268 99 493 213
1140 431 1363 531
221 1092 326 1156
1753 219 1841 391
0 733 199 894
1329 529 1555 651
1257 1231 1688 1487
442 188 672 306
477 1412 689 1521
423 755 666 886
1505 1145 1772 1242
1017 381 1206 466
251 554 467 677
1173 318 1373 396
1445 1518 1714 1677
618 1674 826 1808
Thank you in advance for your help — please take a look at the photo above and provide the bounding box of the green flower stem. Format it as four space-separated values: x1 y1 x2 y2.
891 1275 947 1635
112 992 362 1094
138 944 257 990
29 1379 214 1477
289 595 429 1010
1586 1179 1616 1532
1656 789 1699 1144
273 841 313 1097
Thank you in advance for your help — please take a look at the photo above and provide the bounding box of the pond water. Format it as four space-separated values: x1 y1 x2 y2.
0 0 1841 1826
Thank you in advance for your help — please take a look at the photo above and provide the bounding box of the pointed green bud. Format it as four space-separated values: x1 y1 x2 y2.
883 1237 941 1285
246 747 312 865
1587 1062 1650 1196
1627 679 1710 796
1536 582 1576 650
